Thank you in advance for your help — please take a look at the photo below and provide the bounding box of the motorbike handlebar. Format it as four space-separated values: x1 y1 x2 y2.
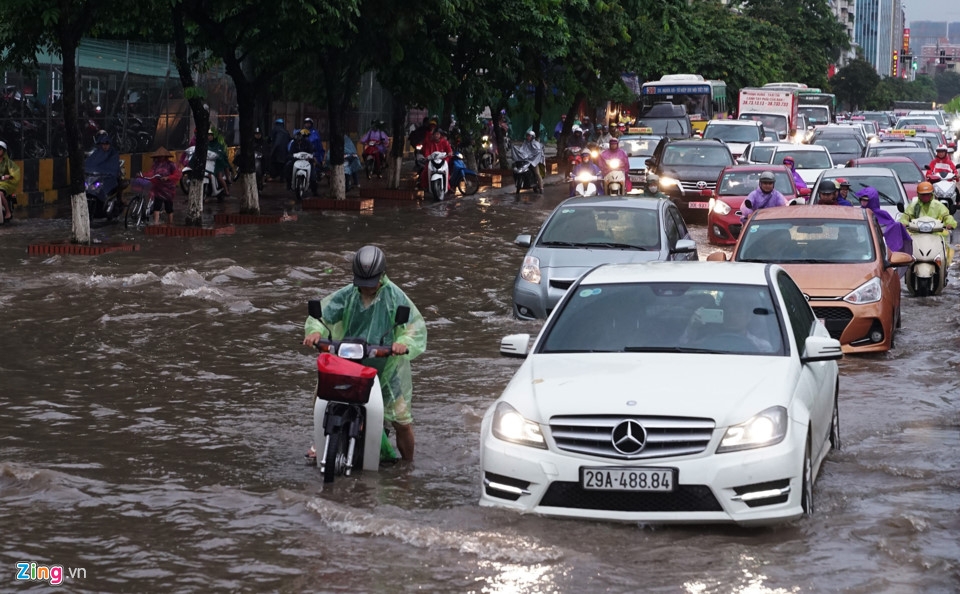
313 338 394 359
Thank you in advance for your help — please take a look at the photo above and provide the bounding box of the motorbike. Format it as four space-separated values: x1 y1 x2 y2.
85 172 125 222
125 173 162 229
291 151 315 202
903 215 948 297
476 134 495 170
426 151 450 201
307 300 409 483
510 143 543 196
449 152 479 196
232 148 265 193
927 167 959 215
362 140 385 179
602 158 627 196
569 169 601 197
179 146 226 201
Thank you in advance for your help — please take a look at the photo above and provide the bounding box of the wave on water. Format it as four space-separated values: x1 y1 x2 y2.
294 492 562 564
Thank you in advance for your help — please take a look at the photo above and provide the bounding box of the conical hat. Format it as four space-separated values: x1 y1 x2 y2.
152 146 173 158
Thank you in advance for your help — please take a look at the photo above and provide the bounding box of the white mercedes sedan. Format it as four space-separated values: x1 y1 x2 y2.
480 261 842 526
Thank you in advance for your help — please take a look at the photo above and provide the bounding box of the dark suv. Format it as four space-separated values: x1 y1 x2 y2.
645 138 735 221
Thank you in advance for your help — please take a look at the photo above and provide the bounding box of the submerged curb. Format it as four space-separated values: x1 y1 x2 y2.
28 241 141 256
213 214 298 225
143 225 236 237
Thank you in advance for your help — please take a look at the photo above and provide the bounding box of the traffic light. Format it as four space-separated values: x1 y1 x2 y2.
912 56 918 70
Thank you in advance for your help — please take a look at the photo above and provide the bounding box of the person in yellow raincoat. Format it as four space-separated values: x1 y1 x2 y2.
898 181 957 263
0 140 22 222
303 246 427 462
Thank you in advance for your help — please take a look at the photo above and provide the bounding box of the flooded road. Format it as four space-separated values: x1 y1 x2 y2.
2 184 959 592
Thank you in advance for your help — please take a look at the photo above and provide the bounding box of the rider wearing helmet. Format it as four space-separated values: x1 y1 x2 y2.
301 117 325 164
360 118 390 169
286 128 319 193
0 140 21 222
303 246 428 462
83 130 123 206
569 147 603 198
269 118 291 179
644 173 667 199
835 178 854 206
899 180 958 263
594 123 613 149
599 137 631 192
740 170 787 223
927 144 958 178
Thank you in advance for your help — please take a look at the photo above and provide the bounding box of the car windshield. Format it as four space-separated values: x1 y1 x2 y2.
819 176 901 205
635 118 690 137
718 171 793 196
798 106 830 126
747 145 777 164
619 136 658 157
885 161 924 183
896 118 939 129
811 138 862 155
541 282 784 355
870 148 930 168
738 219 876 264
774 149 833 169
740 114 787 134
703 125 761 143
538 206 662 250
661 145 733 166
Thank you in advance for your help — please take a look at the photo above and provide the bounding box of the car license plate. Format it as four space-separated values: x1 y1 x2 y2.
581 467 675 492
629 175 642 182
689 201 709 209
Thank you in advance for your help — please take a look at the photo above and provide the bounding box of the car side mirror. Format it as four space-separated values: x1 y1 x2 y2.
645 158 654 168
887 251 914 268
514 234 532 248
799 188 811 197
706 251 728 262
671 238 697 254
500 333 531 358
801 335 843 363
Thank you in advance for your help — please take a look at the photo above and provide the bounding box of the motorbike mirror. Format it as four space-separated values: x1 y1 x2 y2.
308 300 324 320
394 305 410 326
799 188 811 197
896 201 905 213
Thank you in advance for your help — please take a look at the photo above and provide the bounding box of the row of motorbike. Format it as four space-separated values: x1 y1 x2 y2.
901 165 959 298
563 145 627 197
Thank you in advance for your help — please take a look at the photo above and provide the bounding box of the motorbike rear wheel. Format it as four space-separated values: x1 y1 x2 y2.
323 429 349 483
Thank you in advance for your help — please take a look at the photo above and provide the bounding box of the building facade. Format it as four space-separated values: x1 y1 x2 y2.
854 0 904 76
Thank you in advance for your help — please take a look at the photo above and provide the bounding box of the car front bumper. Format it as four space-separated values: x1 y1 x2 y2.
479 415 807 526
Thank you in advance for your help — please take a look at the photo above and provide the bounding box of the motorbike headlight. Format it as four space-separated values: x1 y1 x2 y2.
918 220 936 233
659 176 679 188
717 406 787 453
520 255 541 284
711 199 731 216
590 150 600 160
607 159 621 169
843 276 882 305
336 343 366 360
576 172 593 182
492 402 546 449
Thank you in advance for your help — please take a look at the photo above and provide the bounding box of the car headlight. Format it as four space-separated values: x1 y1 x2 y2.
520 255 541 284
717 406 788 453
843 276 881 305
492 402 546 449
711 198 731 216
659 176 679 188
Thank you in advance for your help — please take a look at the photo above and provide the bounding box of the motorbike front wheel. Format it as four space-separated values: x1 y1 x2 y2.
125 195 145 229
458 173 480 196
179 176 191 195
323 429 349 483
365 157 374 180
430 179 445 201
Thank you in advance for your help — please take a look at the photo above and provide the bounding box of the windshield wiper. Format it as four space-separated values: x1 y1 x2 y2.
624 346 717 353
540 240 596 247
591 242 649 250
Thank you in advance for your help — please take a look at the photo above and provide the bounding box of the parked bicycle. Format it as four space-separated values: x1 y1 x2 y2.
125 173 161 229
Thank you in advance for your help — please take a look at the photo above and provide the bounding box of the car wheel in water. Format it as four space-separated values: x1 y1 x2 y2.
801 435 814 517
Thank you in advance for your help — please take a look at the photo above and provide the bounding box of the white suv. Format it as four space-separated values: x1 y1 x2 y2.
701 120 765 159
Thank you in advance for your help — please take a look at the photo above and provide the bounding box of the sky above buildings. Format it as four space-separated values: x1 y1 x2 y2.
904 0 960 25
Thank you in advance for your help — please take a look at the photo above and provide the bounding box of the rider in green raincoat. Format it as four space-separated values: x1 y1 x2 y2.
304 246 427 462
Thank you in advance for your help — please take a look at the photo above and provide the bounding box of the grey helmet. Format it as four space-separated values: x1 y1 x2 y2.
352 245 386 287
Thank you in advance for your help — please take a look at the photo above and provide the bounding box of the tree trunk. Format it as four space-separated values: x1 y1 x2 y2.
62 42 91 244
172 5 209 227
387 96 405 190
534 79 545 141
186 180 204 223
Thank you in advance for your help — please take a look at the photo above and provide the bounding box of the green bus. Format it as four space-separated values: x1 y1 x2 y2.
640 75 728 133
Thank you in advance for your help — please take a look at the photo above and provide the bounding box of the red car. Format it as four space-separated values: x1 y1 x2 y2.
707 164 801 245
845 156 924 198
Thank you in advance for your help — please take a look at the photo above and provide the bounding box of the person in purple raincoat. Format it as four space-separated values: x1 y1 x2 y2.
740 171 787 223
856 186 913 255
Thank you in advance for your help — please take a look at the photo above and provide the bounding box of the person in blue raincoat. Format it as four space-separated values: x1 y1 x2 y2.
856 186 913 255
303 246 427 462
84 131 122 202
342 134 363 191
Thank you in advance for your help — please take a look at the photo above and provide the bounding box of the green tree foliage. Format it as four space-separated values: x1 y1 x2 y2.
832 59 879 111
935 71 960 105
738 0 848 89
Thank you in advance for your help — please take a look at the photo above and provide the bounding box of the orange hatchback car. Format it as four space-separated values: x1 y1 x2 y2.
708 205 913 353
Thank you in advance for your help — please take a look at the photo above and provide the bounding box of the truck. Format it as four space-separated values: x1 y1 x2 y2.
737 88 799 142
